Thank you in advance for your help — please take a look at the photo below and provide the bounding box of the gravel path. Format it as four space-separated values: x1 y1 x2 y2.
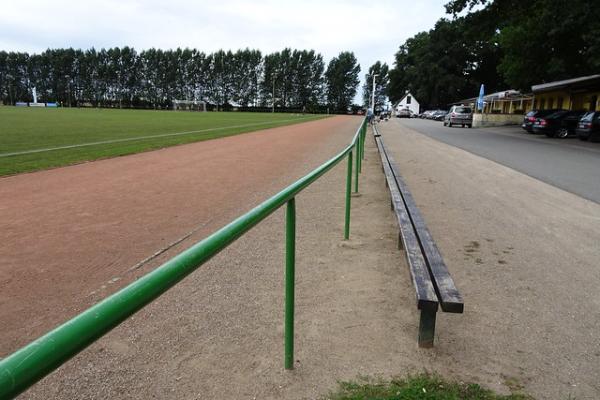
377 119 600 399
13 122 431 400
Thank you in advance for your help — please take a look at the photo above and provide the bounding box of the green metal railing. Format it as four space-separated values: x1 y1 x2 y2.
0 118 368 399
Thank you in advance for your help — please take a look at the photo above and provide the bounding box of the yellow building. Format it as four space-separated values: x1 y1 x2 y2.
531 74 600 112
457 90 533 115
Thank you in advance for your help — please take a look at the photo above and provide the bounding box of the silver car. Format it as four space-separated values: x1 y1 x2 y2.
397 108 411 118
443 105 473 128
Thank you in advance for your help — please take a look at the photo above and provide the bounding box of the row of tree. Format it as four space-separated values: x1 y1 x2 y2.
0 47 362 112
387 0 600 109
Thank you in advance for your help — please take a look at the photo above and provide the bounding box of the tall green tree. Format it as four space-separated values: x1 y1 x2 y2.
362 61 389 110
261 48 325 109
0 46 338 110
388 19 479 109
389 0 600 108
289 50 324 109
445 0 600 89
325 51 360 112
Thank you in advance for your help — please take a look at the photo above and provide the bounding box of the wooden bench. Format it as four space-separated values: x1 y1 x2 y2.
372 125 464 347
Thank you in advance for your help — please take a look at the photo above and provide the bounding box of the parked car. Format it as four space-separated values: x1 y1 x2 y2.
397 108 411 118
532 110 587 138
521 109 564 133
429 110 442 119
576 111 600 142
443 105 473 127
432 110 448 121
422 109 444 120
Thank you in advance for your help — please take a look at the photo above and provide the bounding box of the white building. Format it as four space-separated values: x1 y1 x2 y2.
394 92 420 115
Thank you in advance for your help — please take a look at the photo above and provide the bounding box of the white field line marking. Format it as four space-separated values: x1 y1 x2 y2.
0 116 316 158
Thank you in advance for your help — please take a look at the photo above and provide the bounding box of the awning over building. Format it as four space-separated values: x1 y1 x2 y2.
453 89 533 115
454 89 531 106
531 74 600 94
530 75 600 112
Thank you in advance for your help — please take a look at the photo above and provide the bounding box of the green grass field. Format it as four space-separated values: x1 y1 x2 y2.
0 107 327 176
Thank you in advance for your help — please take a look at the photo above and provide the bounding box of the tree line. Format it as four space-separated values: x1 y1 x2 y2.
0 47 361 112
387 0 600 109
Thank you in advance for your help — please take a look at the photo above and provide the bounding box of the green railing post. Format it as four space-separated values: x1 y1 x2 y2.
354 141 359 193
284 197 296 370
361 123 366 160
344 150 353 239
358 132 362 174
358 124 362 162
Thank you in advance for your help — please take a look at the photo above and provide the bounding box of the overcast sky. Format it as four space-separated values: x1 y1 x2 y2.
1 0 449 101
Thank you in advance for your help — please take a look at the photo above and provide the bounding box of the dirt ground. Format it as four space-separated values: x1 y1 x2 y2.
377 119 600 399
7 114 417 399
0 115 360 355
4 117 599 399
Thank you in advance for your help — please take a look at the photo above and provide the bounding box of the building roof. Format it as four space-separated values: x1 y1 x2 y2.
531 74 600 93
454 89 532 105
394 92 419 106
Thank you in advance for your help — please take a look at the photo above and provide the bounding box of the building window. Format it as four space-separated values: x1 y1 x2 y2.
557 97 563 109
548 98 554 109
406 96 411 104
540 98 546 109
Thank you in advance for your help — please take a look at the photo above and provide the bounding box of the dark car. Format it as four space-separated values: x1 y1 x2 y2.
522 109 563 133
432 110 448 121
576 111 600 142
532 110 587 138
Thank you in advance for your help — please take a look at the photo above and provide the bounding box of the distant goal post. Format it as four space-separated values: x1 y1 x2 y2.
172 99 207 111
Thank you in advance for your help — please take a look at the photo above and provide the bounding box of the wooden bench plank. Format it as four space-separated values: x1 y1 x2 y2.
385 151 464 314
374 136 438 313
373 126 463 346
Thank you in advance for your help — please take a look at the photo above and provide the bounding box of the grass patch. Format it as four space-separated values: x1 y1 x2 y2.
0 107 327 176
323 373 533 400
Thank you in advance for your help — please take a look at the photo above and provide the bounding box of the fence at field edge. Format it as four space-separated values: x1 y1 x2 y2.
0 117 368 399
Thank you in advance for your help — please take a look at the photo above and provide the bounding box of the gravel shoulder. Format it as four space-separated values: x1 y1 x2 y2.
377 119 600 399
8 118 418 399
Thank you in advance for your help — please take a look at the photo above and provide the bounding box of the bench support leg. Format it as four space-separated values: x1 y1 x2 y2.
418 309 437 348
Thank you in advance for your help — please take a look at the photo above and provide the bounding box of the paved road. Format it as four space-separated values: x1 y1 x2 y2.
392 118 600 204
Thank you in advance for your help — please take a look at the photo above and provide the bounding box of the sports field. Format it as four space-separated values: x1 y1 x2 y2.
0 107 326 176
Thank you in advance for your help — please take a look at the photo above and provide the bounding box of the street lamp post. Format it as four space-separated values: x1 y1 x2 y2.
371 74 379 112
272 78 275 113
